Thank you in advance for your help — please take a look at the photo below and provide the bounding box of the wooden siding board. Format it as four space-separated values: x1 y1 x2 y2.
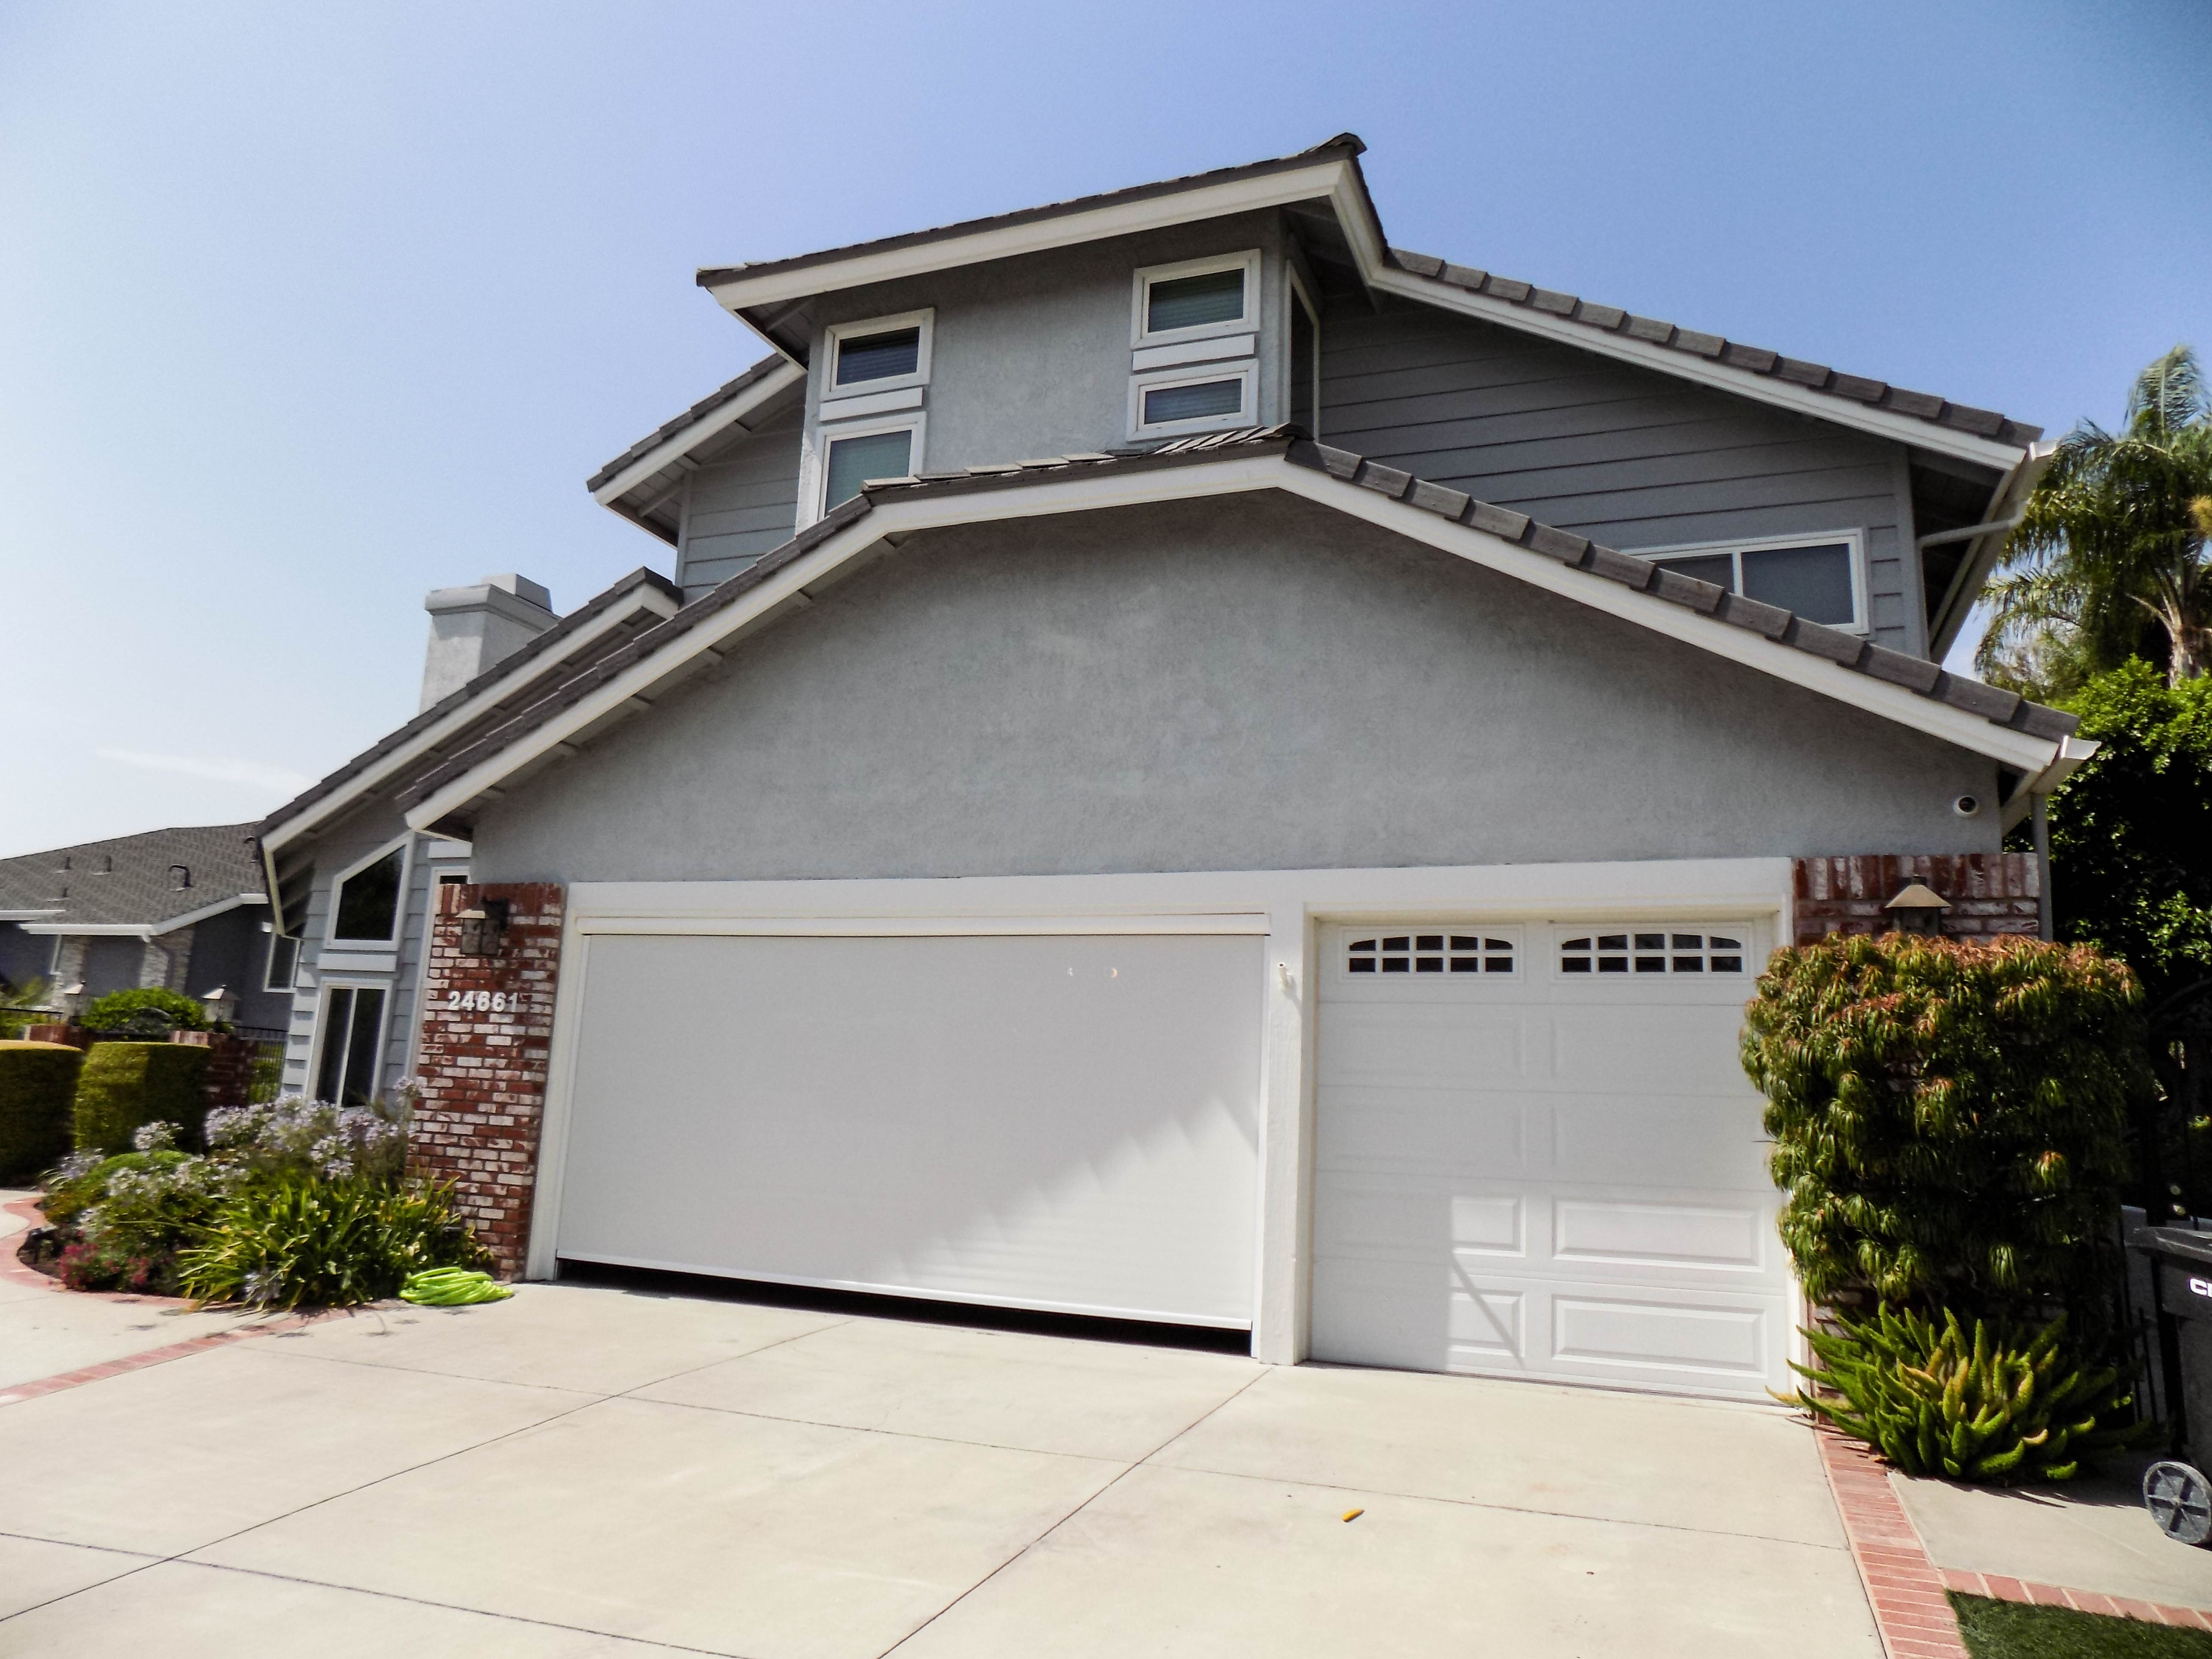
678 413 802 596
1321 296 1914 650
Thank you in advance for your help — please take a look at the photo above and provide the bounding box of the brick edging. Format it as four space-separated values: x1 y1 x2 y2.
2 1193 210 1307
1815 1427 1972 1658
1815 1425 2212 1648
0 1320 303 1407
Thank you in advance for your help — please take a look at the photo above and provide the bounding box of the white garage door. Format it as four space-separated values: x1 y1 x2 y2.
555 930 1264 1327
1312 922 1791 1398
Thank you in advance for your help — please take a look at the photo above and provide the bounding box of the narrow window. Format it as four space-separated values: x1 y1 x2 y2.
332 848 402 943
313 985 387 1105
263 931 300 992
835 325 923 388
1142 378 1243 425
823 427 915 510
1147 268 1246 334
1646 536 1860 629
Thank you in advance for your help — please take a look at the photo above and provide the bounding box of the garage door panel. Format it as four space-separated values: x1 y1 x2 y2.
1314 918 1790 1399
1316 1088 1527 1175
559 932 1262 1326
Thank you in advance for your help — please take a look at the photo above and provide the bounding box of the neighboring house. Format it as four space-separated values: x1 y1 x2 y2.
303 136 2096 1401
254 569 682 1106
0 823 290 1031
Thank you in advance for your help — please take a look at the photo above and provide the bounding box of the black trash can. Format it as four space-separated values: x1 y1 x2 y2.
2127 1224 2212 1544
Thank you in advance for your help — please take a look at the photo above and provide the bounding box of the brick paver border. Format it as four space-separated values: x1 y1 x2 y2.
1815 1423 2212 1651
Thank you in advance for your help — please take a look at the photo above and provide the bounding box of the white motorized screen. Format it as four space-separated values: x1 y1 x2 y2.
1312 921 1791 1398
556 930 1264 1327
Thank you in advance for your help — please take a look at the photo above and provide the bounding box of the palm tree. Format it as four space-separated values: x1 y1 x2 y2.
1978 345 2212 695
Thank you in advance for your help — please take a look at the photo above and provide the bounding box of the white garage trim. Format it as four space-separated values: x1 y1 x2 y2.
526 857 1798 1374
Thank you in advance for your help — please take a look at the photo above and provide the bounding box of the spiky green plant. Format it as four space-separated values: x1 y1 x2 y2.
1792 1307 2151 1482
178 1176 487 1310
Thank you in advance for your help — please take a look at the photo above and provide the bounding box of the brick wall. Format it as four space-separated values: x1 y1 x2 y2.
1792 853 2041 945
407 882 565 1276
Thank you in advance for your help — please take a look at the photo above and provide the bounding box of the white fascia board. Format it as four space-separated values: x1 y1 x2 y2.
1270 466 2060 773
0 909 62 921
408 454 2054 832
1364 268 2030 474
21 892 267 938
592 360 808 507
262 586 681 856
703 161 1362 313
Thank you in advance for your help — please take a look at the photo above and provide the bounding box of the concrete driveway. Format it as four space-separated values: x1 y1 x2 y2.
0 1276 1879 1658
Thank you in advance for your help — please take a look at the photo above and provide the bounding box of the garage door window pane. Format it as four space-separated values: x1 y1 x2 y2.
1348 933 1514 976
1560 930 1748 976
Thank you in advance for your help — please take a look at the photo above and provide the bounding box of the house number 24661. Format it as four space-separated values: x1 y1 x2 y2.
447 990 513 1013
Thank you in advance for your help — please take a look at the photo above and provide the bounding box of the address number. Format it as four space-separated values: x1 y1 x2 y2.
447 990 513 1013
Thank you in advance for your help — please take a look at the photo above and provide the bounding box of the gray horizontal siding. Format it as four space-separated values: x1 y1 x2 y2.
1322 300 1919 653
679 404 802 599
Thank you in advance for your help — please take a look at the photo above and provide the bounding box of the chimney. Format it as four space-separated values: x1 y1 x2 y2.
420 573 557 709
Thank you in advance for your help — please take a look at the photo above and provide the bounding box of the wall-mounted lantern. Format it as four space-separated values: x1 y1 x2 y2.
1884 881 1951 936
457 898 511 957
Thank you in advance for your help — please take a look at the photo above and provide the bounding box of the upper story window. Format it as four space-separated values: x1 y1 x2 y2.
330 843 404 945
825 310 932 395
262 926 300 992
820 416 923 513
811 310 934 523
1635 532 1865 632
1132 252 1259 347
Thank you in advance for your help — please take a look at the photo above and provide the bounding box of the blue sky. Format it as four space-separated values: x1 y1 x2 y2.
2 0 2206 852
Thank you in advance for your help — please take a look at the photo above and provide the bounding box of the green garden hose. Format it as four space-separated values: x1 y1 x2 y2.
399 1267 514 1306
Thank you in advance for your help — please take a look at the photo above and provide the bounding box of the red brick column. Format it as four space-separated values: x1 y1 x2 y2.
1793 854 2040 945
407 882 564 1277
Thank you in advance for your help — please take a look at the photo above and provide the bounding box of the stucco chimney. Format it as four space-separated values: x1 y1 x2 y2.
420 573 556 710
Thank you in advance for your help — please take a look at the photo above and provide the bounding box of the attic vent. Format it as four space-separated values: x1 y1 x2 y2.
170 864 192 890
1560 931 1744 975
1348 934 1515 975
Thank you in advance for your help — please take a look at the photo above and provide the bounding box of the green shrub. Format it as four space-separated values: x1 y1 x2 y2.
0 1041 83 1183
79 987 210 1034
1793 1306 2151 1483
74 1042 211 1155
1742 934 2148 1319
38 1147 188 1229
178 1176 488 1309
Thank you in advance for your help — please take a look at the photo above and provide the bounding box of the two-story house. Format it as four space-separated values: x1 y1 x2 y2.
273 136 2086 1401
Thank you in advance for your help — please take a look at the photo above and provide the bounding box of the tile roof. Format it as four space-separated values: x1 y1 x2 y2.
0 823 263 932
257 566 683 842
1381 247 2042 449
403 426 2071 826
584 356 794 495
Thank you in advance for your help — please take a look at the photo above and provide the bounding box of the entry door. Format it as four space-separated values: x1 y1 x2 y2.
556 930 1264 1328
1311 921 1792 1398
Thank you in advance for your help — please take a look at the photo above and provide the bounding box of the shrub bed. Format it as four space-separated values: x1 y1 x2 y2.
73 1042 211 1155
0 1040 83 1183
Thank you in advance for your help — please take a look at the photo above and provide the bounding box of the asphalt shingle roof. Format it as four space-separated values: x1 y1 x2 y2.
0 823 262 930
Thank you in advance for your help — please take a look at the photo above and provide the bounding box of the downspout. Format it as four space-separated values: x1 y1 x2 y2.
2033 793 2053 941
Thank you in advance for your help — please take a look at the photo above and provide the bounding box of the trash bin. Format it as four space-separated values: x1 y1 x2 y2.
2127 1224 2212 1544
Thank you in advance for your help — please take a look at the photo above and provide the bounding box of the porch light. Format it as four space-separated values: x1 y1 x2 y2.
1884 882 1951 936
457 899 511 957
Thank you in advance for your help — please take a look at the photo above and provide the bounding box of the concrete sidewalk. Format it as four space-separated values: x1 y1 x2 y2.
0 1275 1881 1657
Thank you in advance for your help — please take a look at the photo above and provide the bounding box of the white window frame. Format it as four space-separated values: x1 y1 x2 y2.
325 834 412 948
1131 250 1262 349
822 308 934 397
261 925 300 992
1286 263 1321 437
1128 362 1256 440
308 977 392 1106
808 411 927 523
1629 529 1869 635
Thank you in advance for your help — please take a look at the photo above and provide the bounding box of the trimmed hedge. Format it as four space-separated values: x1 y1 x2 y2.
79 986 210 1033
74 1042 210 1155
0 1041 83 1183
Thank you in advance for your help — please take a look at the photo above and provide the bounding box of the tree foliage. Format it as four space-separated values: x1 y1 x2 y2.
1742 934 2148 1317
1979 344 2212 697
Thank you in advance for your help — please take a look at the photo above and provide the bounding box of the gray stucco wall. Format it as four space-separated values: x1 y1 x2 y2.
473 491 1999 887
1319 295 1927 656
797 211 1289 490
678 396 803 597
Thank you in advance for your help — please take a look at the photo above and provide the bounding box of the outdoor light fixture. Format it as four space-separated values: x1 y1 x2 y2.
457 898 511 957
1884 881 1951 936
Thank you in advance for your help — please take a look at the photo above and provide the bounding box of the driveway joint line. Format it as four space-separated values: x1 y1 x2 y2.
871 1369 1269 1658
1150 1456 1856 1551
617 1389 1138 1463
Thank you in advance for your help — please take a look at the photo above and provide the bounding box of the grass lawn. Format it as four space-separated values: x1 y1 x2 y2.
1952 1593 2212 1657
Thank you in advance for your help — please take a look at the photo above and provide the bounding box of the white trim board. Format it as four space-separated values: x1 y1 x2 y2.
21 892 267 938
591 359 808 507
406 453 2060 833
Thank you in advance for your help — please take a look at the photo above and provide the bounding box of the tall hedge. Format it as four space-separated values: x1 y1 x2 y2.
1741 934 2149 1319
74 1042 211 1156
0 1041 83 1182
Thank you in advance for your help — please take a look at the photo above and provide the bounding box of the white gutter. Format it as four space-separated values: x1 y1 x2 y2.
1926 441 2058 660
21 891 268 939
407 456 2062 832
